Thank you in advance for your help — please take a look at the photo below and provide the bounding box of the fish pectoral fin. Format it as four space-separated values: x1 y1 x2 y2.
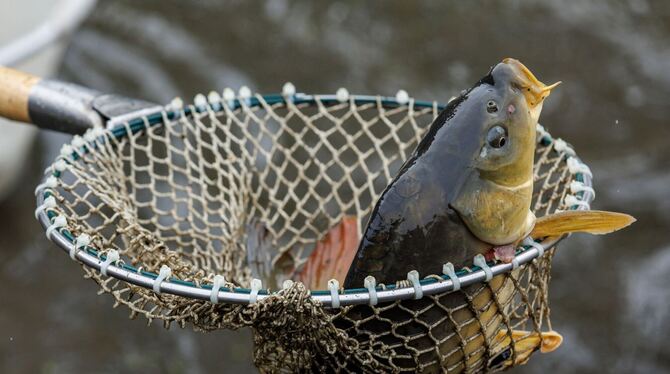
294 216 360 290
530 210 636 238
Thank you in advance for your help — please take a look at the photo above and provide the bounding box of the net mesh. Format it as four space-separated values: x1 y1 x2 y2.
43 94 579 373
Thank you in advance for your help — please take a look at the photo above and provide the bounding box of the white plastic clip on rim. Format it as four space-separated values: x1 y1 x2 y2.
336 88 349 103
46 215 67 239
249 278 262 304
328 279 341 308
208 91 221 104
83 130 96 143
35 176 58 195
100 250 120 276
282 82 296 96
567 157 593 178
60 144 74 158
194 93 207 109
210 275 225 303
71 135 85 149
523 237 545 257
565 194 590 209
553 138 576 156
72 234 91 260
364 276 378 306
239 86 251 98
442 262 461 291
536 123 549 142
91 126 105 138
395 89 410 105
407 270 423 299
473 254 493 282
52 159 67 174
35 196 56 219
570 180 596 198
153 265 172 294
169 97 184 110
238 86 252 106
222 88 235 105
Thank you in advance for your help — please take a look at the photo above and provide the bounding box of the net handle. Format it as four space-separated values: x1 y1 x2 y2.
0 66 160 134
0 66 39 124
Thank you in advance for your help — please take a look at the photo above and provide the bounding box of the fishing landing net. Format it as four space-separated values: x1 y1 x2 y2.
35 87 594 373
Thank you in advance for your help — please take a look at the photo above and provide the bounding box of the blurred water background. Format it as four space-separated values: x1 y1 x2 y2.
1 1 669 373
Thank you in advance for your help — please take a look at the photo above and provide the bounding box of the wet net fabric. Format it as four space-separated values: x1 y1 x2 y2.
45 94 578 373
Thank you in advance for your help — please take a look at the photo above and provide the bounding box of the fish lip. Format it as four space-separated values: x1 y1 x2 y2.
501 58 560 108
502 58 543 87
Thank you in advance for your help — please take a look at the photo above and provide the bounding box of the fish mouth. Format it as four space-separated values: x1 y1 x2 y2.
502 58 561 108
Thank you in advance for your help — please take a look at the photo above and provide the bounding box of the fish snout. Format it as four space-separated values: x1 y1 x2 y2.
502 58 560 108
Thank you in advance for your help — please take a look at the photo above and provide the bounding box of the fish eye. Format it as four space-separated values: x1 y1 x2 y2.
487 125 507 148
488 348 512 370
486 100 498 113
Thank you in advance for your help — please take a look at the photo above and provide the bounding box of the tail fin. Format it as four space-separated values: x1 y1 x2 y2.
530 210 635 239
492 329 563 367
500 330 562 354
294 216 360 289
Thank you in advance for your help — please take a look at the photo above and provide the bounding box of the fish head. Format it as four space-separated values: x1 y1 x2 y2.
452 59 560 245
473 58 559 178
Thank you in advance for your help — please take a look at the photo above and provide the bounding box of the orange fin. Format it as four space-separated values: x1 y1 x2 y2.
294 216 359 289
530 210 635 239
496 329 562 354
493 329 563 366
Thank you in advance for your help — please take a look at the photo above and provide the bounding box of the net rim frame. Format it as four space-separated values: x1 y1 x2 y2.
34 92 594 308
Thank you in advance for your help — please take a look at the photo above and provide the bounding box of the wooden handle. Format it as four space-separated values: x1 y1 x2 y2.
0 66 40 123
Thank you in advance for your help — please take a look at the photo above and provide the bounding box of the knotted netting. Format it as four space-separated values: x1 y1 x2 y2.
35 88 593 373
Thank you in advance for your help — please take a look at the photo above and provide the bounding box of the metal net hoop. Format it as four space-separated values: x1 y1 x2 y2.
35 90 593 372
